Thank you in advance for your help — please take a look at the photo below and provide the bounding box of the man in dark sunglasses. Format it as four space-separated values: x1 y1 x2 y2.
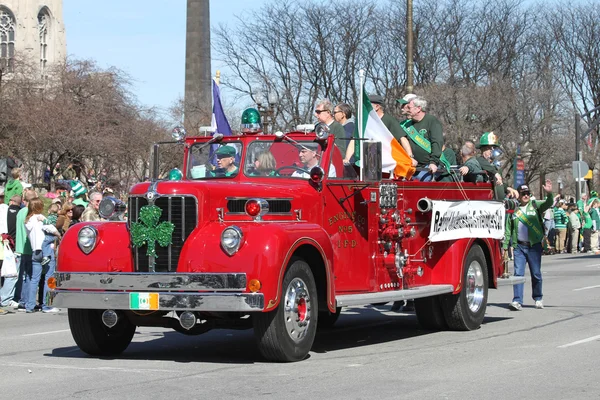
314 99 346 157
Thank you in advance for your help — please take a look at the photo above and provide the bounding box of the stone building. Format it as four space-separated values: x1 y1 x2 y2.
0 0 65 77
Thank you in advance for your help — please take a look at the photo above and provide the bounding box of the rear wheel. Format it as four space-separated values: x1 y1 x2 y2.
68 309 136 356
441 245 488 331
253 259 318 362
415 296 448 330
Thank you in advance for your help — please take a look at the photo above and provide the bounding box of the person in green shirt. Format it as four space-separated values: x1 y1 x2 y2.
589 198 600 253
4 167 23 204
553 200 568 253
504 180 553 311
395 94 445 181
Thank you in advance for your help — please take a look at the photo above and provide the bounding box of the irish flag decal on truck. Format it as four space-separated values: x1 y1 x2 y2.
129 293 159 310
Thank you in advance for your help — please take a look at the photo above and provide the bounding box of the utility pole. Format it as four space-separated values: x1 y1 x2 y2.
406 0 414 94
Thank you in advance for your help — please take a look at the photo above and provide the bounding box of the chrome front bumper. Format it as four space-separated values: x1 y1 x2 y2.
50 272 264 312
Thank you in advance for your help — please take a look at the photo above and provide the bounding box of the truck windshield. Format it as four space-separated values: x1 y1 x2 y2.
243 140 330 179
188 142 243 179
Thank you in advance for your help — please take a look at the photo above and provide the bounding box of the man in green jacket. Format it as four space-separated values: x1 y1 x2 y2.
504 180 553 311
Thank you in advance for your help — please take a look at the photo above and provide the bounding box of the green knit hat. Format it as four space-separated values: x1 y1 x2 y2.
70 180 87 197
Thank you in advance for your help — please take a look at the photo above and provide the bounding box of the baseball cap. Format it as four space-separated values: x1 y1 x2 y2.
517 184 531 195
396 93 417 105
51 197 63 204
298 142 319 152
368 94 384 105
216 145 236 158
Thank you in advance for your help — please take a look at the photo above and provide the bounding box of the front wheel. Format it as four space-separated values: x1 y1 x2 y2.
253 259 318 362
441 244 488 331
68 309 136 356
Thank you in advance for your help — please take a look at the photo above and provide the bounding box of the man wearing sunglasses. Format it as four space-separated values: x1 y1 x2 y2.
503 180 553 311
209 145 239 177
315 99 347 158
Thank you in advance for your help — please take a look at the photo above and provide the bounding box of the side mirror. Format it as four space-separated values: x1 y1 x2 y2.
172 126 187 141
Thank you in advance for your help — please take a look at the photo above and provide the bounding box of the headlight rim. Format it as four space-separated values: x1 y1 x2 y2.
221 225 243 256
78 225 98 255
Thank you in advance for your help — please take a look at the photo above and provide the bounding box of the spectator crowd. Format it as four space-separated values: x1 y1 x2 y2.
0 165 115 315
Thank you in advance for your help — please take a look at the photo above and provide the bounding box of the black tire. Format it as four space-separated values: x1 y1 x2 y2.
68 309 136 356
318 307 341 329
253 259 318 362
441 245 488 331
415 296 448 330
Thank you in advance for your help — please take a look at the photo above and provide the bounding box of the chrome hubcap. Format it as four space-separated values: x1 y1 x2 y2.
466 261 484 312
283 277 311 342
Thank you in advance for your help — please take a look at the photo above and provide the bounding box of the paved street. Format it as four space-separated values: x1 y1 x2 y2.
2 253 600 399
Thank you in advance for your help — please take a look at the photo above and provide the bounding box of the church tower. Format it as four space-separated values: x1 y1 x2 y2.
0 0 66 76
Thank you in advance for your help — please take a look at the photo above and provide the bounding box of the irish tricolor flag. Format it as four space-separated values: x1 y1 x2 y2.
360 88 415 179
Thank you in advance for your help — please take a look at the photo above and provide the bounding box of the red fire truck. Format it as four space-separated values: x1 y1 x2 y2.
50 126 521 362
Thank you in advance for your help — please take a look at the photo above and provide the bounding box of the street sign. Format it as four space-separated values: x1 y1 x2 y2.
572 161 589 179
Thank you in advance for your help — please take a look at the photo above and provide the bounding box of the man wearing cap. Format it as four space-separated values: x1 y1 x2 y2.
396 94 447 181
209 146 239 177
504 179 553 311
315 99 347 158
369 94 407 151
291 143 336 178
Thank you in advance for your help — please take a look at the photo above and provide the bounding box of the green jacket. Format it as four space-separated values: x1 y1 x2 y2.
4 178 23 204
15 207 32 255
503 192 553 249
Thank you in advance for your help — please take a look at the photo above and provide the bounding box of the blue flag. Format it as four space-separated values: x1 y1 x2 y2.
212 79 232 136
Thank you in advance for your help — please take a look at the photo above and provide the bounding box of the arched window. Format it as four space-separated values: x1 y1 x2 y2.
0 6 15 72
38 8 50 75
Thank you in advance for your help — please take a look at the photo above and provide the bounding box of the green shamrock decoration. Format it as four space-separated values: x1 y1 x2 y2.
130 205 175 258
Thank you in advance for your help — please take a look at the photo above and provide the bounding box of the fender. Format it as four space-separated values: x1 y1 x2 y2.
57 222 133 272
179 222 335 312
268 235 335 313
430 237 500 294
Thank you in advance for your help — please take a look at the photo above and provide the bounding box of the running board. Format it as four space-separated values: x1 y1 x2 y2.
336 284 454 307
496 276 526 286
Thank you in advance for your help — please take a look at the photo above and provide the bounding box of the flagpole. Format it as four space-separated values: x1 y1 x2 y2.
358 69 365 181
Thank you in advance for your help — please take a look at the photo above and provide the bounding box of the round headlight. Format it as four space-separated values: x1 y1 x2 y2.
221 226 243 256
78 226 98 254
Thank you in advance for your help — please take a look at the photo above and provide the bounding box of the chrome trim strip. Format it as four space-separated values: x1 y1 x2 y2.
336 284 454 307
496 276 526 286
50 291 264 312
55 272 247 291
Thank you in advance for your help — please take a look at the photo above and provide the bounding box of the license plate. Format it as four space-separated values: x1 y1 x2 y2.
129 292 159 310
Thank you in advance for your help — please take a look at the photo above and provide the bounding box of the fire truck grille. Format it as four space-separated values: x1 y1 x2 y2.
128 195 198 272
227 199 292 214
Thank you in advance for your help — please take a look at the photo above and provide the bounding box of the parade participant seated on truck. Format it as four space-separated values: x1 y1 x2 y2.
291 143 336 179
208 145 239 177
396 95 449 182
458 143 484 183
248 151 277 176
